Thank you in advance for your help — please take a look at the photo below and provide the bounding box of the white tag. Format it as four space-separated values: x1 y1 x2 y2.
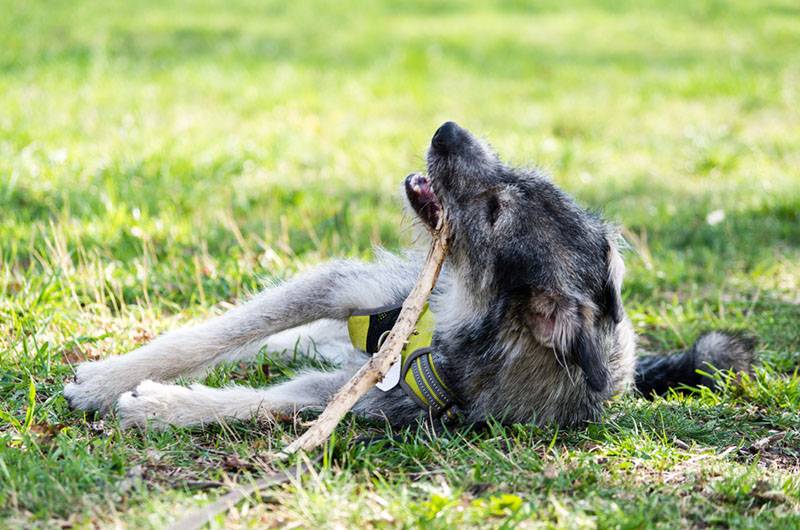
376 359 402 391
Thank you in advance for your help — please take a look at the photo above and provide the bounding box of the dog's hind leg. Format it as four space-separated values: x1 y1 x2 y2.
261 319 357 365
116 362 365 429
65 253 419 414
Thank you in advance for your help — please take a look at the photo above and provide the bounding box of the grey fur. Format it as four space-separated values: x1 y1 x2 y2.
64 122 754 430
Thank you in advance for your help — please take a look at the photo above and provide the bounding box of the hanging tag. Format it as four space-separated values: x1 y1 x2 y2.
376 358 402 391
374 330 402 391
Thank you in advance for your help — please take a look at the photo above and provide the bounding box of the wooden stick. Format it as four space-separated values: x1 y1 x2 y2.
278 222 448 458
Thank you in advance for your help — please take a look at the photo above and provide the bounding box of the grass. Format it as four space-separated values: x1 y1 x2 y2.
1 0 799 527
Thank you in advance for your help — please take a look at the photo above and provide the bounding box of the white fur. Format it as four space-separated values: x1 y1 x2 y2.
263 319 356 364
117 364 360 429
607 235 626 298
116 381 296 429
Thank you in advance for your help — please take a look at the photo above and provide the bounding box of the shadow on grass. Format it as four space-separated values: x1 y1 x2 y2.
4 166 798 322
574 177 800 292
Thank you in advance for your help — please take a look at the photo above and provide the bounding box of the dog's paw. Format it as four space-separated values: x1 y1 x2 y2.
64 359 139 414
116 380 193 429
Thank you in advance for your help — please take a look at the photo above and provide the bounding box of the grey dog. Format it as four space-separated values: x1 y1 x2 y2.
64 122 755 429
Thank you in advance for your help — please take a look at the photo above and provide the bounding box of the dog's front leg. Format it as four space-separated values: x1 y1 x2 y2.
64 255 418 414
115 362 365 429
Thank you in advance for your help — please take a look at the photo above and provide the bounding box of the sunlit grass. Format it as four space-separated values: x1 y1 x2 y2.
1 0 799 527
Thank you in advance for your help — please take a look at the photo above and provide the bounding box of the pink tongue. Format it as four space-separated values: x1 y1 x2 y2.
416 176 436 201
405 173 441 228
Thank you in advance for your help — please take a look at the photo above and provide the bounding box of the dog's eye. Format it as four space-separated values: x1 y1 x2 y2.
486 195 500 226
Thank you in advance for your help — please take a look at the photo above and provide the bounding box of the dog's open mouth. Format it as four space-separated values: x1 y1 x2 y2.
405 173 442 230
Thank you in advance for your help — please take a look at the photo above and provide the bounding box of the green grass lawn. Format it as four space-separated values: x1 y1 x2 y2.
2 0 799 527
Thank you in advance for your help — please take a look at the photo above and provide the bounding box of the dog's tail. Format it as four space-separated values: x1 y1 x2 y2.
634 331 756 397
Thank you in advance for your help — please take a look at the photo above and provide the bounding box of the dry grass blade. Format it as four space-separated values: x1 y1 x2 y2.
168 455 322 530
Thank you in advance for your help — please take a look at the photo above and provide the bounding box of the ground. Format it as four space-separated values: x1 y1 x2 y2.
1 0 799 528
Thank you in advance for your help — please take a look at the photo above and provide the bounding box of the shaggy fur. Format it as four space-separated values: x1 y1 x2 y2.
64 122 756 429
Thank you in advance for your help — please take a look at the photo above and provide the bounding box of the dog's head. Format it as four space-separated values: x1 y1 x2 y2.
405 122 625 393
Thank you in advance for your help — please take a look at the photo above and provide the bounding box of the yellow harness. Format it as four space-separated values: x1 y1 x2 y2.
347 304 458 418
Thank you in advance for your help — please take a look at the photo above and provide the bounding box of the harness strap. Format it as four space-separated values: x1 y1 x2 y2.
400 348 458 420
347 303 458 419
347 305 402 354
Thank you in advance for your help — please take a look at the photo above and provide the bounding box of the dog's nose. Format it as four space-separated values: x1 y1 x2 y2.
431 121 463 153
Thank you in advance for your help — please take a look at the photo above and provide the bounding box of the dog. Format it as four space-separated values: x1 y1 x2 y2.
64 121 755 429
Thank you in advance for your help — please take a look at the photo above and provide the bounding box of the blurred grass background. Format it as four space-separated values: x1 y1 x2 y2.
1 0 799 528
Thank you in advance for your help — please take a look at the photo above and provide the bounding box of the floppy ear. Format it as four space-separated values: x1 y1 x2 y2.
573 321 610 392
527 292 610 392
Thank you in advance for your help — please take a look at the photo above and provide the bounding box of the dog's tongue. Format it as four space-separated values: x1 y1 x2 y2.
405 173 441 230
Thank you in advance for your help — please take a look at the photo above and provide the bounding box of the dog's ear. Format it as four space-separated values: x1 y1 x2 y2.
527 292 609 392
572 322 609 392
600 236 625 324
